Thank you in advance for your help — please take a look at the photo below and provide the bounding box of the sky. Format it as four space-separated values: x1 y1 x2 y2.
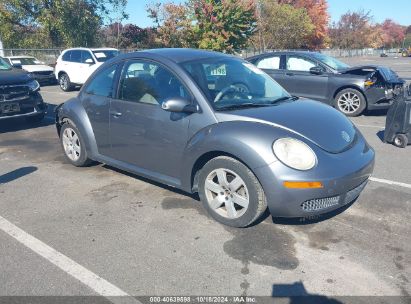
123 0 410 27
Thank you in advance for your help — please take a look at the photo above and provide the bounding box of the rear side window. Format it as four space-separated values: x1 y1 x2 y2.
62 51 71 62
84 64 119 97
70 51 81 63
256 56 281 70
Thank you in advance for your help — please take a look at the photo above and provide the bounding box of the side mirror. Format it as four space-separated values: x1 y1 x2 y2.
13 63 23 69
310 66 323 75
85 58 94 64
162 98 197 113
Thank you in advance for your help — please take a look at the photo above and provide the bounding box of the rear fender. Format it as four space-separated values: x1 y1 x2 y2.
56 97 99 159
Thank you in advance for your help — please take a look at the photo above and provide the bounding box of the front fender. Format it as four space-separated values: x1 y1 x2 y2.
181 121 295 192
56 97 98 159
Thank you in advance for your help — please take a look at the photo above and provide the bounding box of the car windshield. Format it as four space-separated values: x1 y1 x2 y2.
181 57 291 111
311 53 349 71
0 57 12 70
9 57 41 65
92 50 119 62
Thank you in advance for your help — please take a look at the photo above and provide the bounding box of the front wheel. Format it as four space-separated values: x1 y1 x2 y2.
335 88 366 117
59 73 73 92
60 123 92 166
393 134 408 148
198 156 267 227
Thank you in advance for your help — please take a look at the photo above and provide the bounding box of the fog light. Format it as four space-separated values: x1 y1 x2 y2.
283 181 323 189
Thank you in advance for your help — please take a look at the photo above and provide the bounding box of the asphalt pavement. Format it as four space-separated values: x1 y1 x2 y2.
0 56 410 301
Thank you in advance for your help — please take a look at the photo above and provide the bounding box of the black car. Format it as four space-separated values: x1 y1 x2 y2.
0 56 46 122
247 51 405 116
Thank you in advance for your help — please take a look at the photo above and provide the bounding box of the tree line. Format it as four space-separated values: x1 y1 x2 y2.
0 0 409 52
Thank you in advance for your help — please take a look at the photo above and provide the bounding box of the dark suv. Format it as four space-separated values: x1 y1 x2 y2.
0 56 46 122
247 51 404 116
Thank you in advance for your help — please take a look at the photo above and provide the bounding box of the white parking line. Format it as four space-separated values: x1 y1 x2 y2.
370 177 411 189
0 215 140 304
355 124 385 129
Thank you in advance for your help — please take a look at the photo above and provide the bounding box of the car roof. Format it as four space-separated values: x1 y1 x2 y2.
116 48 235 64
5 56 36 59
62 47 118 52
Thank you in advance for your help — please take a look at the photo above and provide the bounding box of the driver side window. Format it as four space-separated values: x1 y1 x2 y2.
119 60 190 105
286 56 319 72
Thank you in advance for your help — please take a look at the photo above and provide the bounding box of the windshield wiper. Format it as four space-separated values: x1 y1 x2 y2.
215 103 271 111
269 96 298 104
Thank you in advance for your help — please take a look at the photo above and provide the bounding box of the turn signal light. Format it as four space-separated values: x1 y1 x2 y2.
364 80 375 86
283 181 323 189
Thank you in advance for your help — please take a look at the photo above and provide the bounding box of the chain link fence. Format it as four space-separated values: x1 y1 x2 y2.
0 48 403 64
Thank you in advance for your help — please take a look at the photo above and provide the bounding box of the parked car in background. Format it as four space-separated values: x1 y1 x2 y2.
247 51 405 116
55 49 374 227
54 48 119 92
0 56 46 123
5 56 55 85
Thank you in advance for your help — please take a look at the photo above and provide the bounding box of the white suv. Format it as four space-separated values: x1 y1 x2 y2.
55 48 119 91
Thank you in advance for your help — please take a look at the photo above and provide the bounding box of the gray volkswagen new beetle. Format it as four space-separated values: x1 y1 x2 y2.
55 49 375 227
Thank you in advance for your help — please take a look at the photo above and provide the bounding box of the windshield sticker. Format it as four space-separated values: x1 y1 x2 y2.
207 64 227 76
243 62 264 74
94 52 107 58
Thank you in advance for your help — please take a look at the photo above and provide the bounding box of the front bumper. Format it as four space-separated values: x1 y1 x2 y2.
255 136 375 218
0 92 46 120
365 84 404 110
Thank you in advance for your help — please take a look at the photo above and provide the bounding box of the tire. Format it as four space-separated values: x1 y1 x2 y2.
25 113 45 123
60 122 92 166
335 88 367 117
393 134 408 148
198 156 267 228
59 73 73 92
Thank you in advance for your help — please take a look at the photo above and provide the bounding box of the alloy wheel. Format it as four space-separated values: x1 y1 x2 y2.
337 92 361 114
62 127 81 161
60 75 68 91
204 168 249 219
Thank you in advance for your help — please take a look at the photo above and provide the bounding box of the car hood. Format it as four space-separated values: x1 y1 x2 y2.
214 99 357 154
339 65 404 84
0 69 32 85
22 65 54 72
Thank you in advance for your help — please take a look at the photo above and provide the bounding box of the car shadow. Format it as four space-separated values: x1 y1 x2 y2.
377 130 385 142
272 281 343 303
0 103 56 134
364 109 388 117
0 166 38 185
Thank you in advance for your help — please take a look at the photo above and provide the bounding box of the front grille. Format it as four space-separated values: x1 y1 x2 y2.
0 85 29 102
301 196 340 212
33 71 53 76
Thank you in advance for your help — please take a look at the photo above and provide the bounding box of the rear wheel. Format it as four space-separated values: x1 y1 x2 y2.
198 156 267 228
59 73 73 92
393 134 408 148
335 88 366 117
60 123 92 166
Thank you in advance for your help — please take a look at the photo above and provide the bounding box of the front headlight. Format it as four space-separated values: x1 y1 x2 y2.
273 138 317 171
27 79 40 92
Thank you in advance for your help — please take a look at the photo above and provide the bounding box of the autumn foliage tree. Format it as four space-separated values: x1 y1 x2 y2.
380 19 405 48
256 1 314 50
278 0 329 49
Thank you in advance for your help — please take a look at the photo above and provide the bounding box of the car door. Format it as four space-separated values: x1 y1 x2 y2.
66 50 83 84
82 63 121 156
254 54 288 88
108 59 192 184
284 55 329 102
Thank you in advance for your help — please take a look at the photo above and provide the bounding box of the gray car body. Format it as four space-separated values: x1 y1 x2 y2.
247 51 405 111
56 49 375 217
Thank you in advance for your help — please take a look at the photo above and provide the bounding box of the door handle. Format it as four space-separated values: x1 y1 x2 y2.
286 72 294 76
110 111 122 118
